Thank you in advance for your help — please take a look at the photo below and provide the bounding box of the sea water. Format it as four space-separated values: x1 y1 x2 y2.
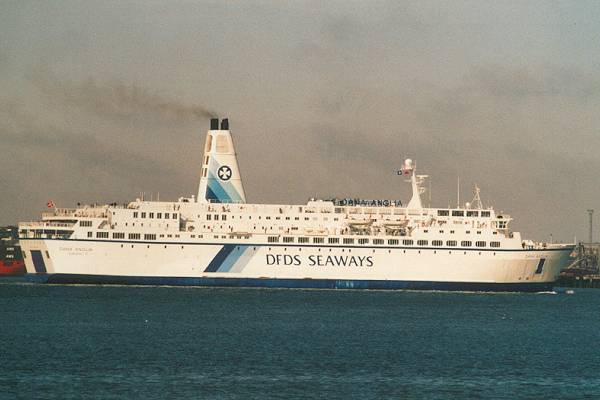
1 281 599 399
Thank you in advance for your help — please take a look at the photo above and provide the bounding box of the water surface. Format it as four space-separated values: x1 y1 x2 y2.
1 281 598 399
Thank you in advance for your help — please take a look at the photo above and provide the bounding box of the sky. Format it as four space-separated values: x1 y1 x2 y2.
1 0 600 242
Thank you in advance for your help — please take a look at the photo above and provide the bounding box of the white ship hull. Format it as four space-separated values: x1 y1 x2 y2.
21 237 573 292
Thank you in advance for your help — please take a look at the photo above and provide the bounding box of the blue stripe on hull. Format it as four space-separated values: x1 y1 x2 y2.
25 274 555 293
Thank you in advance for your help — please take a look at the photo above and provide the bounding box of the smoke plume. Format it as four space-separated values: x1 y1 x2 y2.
30 73 216 121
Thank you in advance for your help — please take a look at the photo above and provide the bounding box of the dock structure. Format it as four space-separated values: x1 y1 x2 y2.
558 243 600 288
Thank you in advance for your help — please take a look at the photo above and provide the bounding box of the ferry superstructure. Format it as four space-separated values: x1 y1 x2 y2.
19 118 574 291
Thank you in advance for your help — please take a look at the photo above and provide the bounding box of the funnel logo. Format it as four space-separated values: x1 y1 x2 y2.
217 165 232 181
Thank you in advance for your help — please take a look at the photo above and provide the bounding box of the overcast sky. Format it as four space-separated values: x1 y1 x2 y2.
2 1 600 241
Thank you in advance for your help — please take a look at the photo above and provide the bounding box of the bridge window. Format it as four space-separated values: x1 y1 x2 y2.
313 237 324 244
113 232 125 239
417 240 428 246
402 239 413 246
96 232 109 238
133 212 138 218
157 213 162 219
328 238 339 244
268 236 279 243
298 237 309 243
149 213 154 218
388 239 399 245
490 241 501 248
446 240 457 247
466 211 478 217
343 238 355 245
451 210 464 217
87 232 92 238
481 211 491 217
373 239 384 245
476 241 486 247
128 233 141 240
461 241 472 247
432 240 443 246
283 237 294 243
144 234 156 240
358 238 369 245
79 220 92 227
437 210 449 216
141 212 146 218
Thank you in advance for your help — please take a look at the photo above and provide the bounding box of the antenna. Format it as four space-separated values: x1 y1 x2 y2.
588 209 594 243
472 185 483 209
428 178 432 208
457 176 460 209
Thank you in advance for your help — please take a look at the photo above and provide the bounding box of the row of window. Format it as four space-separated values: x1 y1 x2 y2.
437 210 491 218
267 236 501 247
209 214 340 222
88 231 501 248
132 212 178 220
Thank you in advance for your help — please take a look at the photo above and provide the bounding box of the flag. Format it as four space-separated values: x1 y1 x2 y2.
47 200 55 208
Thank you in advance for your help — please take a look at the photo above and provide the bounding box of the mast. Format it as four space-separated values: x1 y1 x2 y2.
401 159 428 210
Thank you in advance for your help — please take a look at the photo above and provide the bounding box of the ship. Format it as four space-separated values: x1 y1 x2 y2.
0 226 26 276
19 118 574 291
